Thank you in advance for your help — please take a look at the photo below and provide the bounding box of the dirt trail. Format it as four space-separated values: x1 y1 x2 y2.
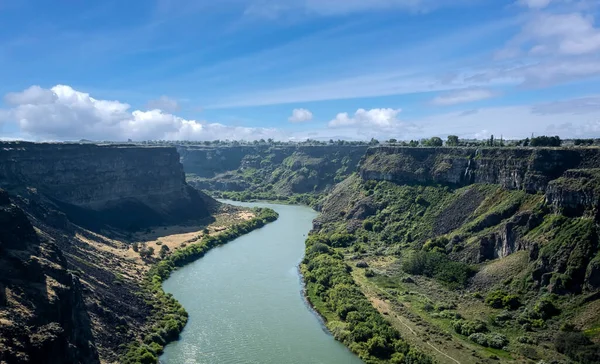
349 267 485 364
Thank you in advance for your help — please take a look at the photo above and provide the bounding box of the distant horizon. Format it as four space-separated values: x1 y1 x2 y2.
0 134 587 144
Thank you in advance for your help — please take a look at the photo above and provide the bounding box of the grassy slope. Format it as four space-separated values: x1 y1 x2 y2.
308 174 600 363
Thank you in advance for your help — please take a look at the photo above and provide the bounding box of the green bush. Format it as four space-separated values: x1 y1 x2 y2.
534 296 560 320
485 290 521 310
468 333 508 349
402 251 474 289
453 319 488 336
555 331 600 363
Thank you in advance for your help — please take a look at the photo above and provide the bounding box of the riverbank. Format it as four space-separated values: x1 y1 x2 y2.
208 190 324 209
159 201 363 364
122 208 279 364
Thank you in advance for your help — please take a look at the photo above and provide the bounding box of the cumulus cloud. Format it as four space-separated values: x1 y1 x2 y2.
4 85 57 105
146 95 181 112
0 85 282 141
431 88 497 106
329 108 402 128
288 108 313 123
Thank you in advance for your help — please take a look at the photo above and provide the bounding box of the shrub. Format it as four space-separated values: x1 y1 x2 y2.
468 333 508 348
469 333 488 346
330 233 355 248
534 296 560 320
555 331 600 363
487 333 509 349
453 319 488 336
402 251 474 288
485 290 521 310
159 245 170 259
356 261 369 268
422 237 448 254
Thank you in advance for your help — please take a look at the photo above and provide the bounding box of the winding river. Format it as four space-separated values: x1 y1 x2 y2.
160 201 363 364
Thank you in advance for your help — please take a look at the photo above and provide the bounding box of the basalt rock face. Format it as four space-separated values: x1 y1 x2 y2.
0 142 212 230
360 147 600 192
545 169 600 219
360 147 600 215
179 145 369 195
0 189 99 364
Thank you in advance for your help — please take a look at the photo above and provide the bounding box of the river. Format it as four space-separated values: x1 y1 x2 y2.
159 201 363 364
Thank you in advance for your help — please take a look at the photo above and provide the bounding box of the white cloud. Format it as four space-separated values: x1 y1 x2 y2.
0 85 282 141
501 11 600 57
431 88 497 106
288 108 313 123
4 85 57 105
329 108 402 129
146 95 180 112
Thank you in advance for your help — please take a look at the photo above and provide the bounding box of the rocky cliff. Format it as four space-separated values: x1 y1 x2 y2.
0 189 99 364
0 142 212 230
179 145 369 195
360 146 600 215
360 147 600 191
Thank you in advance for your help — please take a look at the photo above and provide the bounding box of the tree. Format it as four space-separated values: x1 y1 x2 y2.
446 135 459 146
369 138 380 145
423 137 443 147
388 139 397 144
159 245 170 259
139 246 155 259
131 242 139 252
408 140 419 147
530 135 562 147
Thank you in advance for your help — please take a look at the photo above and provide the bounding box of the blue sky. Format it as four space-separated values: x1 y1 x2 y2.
0 0 599 141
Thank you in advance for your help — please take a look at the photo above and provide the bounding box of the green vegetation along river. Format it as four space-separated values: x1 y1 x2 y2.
160 201 363 364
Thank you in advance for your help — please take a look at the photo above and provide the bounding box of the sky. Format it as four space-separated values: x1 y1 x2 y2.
0 0 599 142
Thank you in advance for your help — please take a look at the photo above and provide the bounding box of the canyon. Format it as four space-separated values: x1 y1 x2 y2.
2 142 600 363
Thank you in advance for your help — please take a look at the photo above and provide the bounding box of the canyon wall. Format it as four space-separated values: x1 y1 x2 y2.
360 146 600 216
178 145 369 194
0 142 212 230
360 147 600 191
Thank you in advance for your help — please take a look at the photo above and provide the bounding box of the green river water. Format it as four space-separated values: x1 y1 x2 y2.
159 201 363 364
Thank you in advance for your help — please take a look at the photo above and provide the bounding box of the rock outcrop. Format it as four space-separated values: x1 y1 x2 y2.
360 146 600 215
0 142 212 230
545 169 600 218
360 147 600 192
0 189 99 364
